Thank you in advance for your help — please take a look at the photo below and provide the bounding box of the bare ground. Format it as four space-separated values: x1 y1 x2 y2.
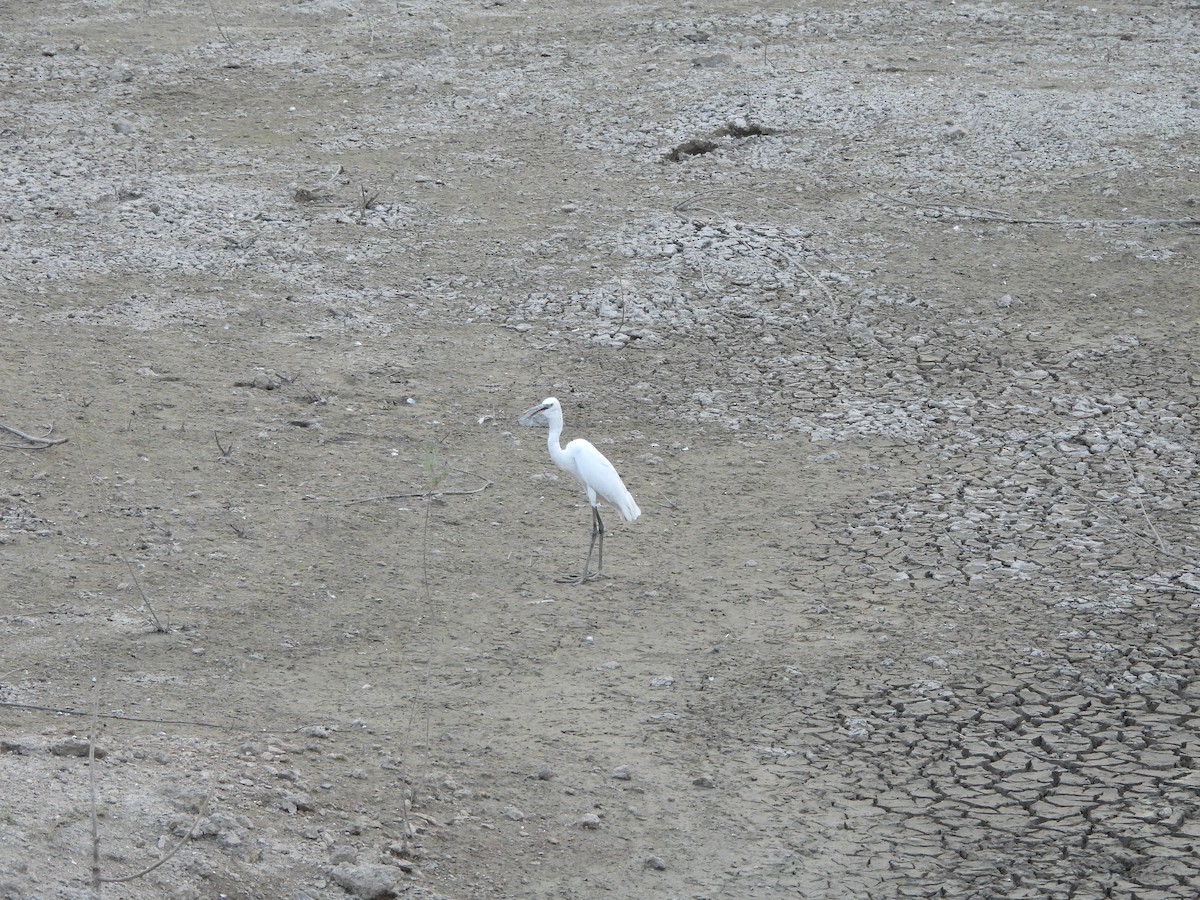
2 1 1199 898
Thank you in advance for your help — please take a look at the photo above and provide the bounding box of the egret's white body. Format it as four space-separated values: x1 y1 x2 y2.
518 397 640 582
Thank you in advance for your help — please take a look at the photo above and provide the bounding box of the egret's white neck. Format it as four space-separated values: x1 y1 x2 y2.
546 410 567 467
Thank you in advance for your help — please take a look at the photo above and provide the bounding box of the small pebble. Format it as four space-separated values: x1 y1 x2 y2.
330 845 357 864
280 790 315 812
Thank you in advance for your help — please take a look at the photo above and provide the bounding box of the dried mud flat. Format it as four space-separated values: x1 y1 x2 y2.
2 1 1199 898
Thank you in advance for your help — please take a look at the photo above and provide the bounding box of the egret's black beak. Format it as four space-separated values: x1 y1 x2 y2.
517 403 551 426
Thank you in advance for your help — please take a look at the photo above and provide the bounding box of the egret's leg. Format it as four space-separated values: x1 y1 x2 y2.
559 506 602 583
595 507 605 576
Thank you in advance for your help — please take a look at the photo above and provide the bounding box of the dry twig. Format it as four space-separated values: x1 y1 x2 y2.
90 668 102 896
1 700 235 730
84 666 211 889
99 793 211 884
214 432 236 464
74 435 169 632
206 0 235 48
860 183 1200 227
1114 445 1169 555
0 422 68 449
1048 475 1192 566
0 699 332 737
306 469 493 504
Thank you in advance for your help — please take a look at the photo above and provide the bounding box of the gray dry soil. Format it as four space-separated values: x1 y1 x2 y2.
3 1 1200 898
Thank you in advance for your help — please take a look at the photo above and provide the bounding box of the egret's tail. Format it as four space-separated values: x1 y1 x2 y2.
615 489 641 524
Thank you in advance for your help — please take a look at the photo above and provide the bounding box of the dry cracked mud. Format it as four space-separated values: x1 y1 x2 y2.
2 1 1199 898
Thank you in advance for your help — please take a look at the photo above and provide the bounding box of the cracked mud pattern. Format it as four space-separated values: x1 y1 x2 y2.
2 0 1198 898
702 614 1200 898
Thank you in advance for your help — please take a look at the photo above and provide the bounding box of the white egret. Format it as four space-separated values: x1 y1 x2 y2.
518 397 640 583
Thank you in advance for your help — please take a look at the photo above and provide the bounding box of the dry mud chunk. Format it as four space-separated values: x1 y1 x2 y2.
330 862 404 899
49 738 106 759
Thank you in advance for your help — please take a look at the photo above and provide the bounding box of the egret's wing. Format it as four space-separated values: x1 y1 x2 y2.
572 440 641 523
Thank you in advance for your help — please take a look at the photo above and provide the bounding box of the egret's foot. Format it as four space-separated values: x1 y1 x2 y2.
557 570 600 584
